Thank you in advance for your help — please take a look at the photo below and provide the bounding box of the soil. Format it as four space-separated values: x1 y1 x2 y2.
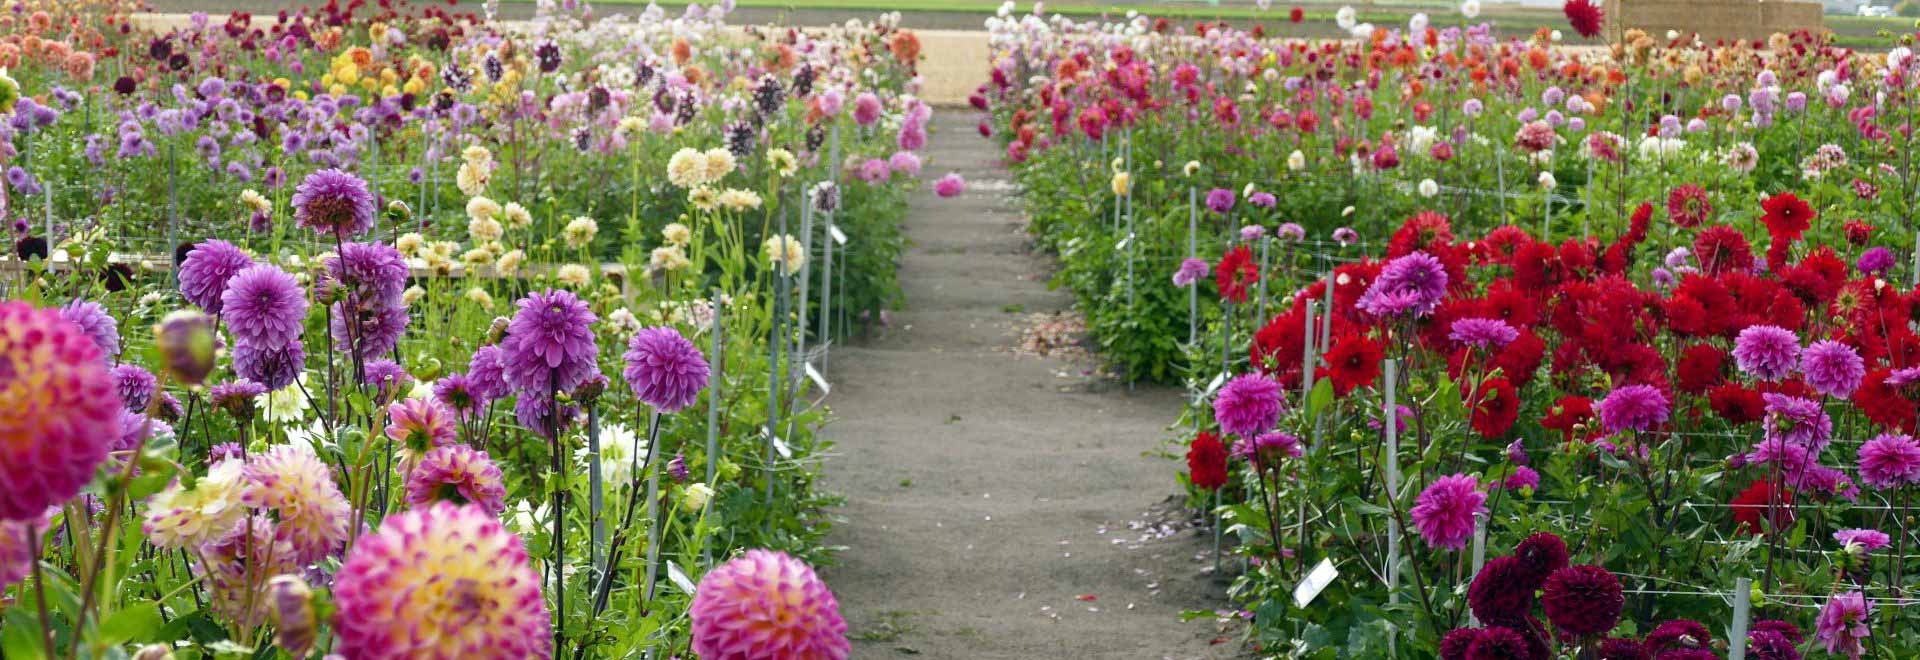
815 110 1249 659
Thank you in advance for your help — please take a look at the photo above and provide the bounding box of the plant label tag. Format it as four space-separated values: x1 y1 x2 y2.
1292 558 1338 608
806 362 831 394
667 561 697 595
1115 234 1133 251
1199 372 1227 402
771 434 793 459
830 225 848 245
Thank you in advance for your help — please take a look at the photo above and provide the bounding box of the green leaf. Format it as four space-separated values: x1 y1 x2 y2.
1306 377 1334 418
97 602 162 646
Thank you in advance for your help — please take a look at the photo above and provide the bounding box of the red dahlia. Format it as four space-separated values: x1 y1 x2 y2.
1323 334 1383 397
1467 556 1534 623
1468 377 1519 439
1692 226 1754 276
1563 0 1605 38
1185 431 1229 490
1676 344 1727 394
1760 192 1814 242
1214 246 1258 304
1666 185 1712 228
1709 383 1766 425
1730 479 1794 536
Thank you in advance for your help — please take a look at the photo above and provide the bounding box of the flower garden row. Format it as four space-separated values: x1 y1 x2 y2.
0 0 940 657
985 4 1920 659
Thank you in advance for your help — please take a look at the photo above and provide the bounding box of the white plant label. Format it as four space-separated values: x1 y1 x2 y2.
667 561 696 595
806 362 831 394
1293 558 1338 608
771 434 793 459
830 225 848 245
1198 372 1227 403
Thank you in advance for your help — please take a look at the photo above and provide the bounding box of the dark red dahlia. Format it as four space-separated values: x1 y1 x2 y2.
1540 565 1623 637
1676 344 1727 394
1439 628 1480 660
1249 307 1306 379
1751 619 1803 644
1562 0 1605 38
1215 246 1257 304
1186 431 1229 490
1467 556 1535 622
1709 383 1766 424
1289 6 1304 22
1692 226 1754 276
1468 377 1520 439
1746 629 1800 660
1666 184 1712 228
1644 619 1712 654
1540 396 1594 444
1595 638 1642 660
1466 626 1534 660
1513 533 1569 585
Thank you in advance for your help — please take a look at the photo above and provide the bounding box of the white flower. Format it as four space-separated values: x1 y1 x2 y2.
497 249 525 274
1335 5 1356 29
718 188 763 211
259 373 312 424
557 264 592 287
579 423 649 487
667 148 709 188
1538 171 1557 189
403 285 427 305
1287 150 1306 171
395 232 425 256
407 379 435 401
767 148 798 177
468 217 503 243
239 189 271 214
1182 161 1201 177
662 222 692 247
1418 179 1439 198
462 144 493 166
142 457 249 549
763 234 807 275
683 483 714 510
465 287 494 309
455 161 490 197
1460 0 1480 18
1409 12 1428 33
1350 23 1374 40
563 216 598 249
703 148 737 183
502 202 532 228
465 196 500 221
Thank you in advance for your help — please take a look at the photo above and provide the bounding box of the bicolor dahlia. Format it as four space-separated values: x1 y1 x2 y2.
1213 373 1284 438
434 373 484 419
242 445 351 563
268 575 318 659
1410 474 1486 550
1857 433 1920 489
0 301 121 520
1186 431 1228 490
143 457 248 549
1597 384 1669 434
690 549 850 660
60 300 120 359
386 397 459 454
333 501 552 659
196 517 299 630
623 327 711 413
222 264 308 348
1734 325 1800 381
1815 591 1872 659
293 168 377 238
501 289 600 397
0 513 44 590
1801 340 1864 398
178 239 255 313
1540 565 1622 636
405 444 507 514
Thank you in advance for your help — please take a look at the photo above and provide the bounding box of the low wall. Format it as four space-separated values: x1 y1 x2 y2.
1605 0 1824 43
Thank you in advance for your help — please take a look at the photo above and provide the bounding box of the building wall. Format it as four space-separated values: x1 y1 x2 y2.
1605 0 1825 43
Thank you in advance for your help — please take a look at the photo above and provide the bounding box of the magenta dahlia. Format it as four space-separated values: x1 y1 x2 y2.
1213 372 1284 438
1858 432 1920 489
385 397 458 454
405 444 507 514
0 301 122 521
691 549 850 660
221 263 309 348
332 501 551 659
1410 474 1486 550
622 326 711 413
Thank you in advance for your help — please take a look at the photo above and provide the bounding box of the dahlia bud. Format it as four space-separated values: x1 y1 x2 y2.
683 482 714 510
268 574 317 658
487 316 511 345
155 310 215 385
667 454 690 482
385 199 413 224
571 373 609 406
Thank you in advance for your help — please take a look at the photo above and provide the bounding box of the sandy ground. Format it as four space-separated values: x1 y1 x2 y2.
815 110 1248 659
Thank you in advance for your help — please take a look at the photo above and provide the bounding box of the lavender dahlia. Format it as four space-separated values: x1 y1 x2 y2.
1409 474 1486 550
623 327 711 413
221 264 308 348
292 168 377 238
1172 258 1209 287
1213 373 1284 438
1733 325 1800 382
1356 251 1448 318
501 289 600 397
231 339 305 391
0 301 122 521
1448 317 1518 350
332 501 551 658
113 363 158 412
691 549 850 660
466 345 513 402
60 300 120 358
178 239 255 313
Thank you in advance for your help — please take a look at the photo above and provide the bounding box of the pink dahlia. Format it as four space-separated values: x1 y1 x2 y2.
1213 373 1284 438
196 517 300 629
241 445 351 564
1857 433 1920 489
385 397 459 454
1815 591 1872 659
1597 384 1669 434
0 301 122 521
0 511 49 590
1733 325 1800 382
1800 340 1865 398
1410 474 1486 550
405 444 508 515
333 501 551 659
933 172 966 198
691 549 850 660
623 327 711 413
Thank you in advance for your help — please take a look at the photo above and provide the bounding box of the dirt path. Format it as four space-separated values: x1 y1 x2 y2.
817 110 1245 659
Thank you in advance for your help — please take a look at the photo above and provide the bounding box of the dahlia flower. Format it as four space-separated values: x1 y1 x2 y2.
231 339 305 391
0 510 49 590
1356 251 1448 318
1448 318 1518 349
405 444 508 514
1815 591 1872 659
1410 474 1485 550
1801 340 1865 398
1172 258 1209 287
114 363 157 412
1733 325 1800 382
1466 556 1532 622
143 457 249 549
466 345 513 402
623 327 711 413
178 239 255 313
60 300 120 359
1186 431 1228 490
242 445 351 563
333 501 552 658
222 264 309 348
1596 384 1669 434
268 575 318 658
196 517 299 630
1858 433 1920 489
1213 373 1284 438
385 397 459 454
0 301 121 520
1540 565 1623 636
690 549 850 660
1835 528 1891 553
293 168 377 238
501 289 600 397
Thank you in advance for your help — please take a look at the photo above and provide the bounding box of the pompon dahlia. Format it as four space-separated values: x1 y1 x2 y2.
1213 373 1284 438
1562 0 1603 38
0 301 121 521
405 444 507 514
1357 250 1448 318
623 327 710 413
143 457 248 549
231 339 305 391
178 239 255 314
1410 474 1486 550
1645 619 1712 653
1801 340 1865 398
1746 629 1801 660
333 501 551 659
293 168 377 238
1466 626 1532 660
690 549 850 660
113 363 158 412
466 345 513 402
1733 325 1800 382
1595 638 1643 660
386 397 458 455
1466 556 1533 622
222 264 309 348
242 445 351 564
1857 433 1920 489
1597 384 1669 434
1439 628 1480 660
60 300 120 359
1513 532 1569 585
1186 431 1229 490
1540 565 1623 637
502 289 599 397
